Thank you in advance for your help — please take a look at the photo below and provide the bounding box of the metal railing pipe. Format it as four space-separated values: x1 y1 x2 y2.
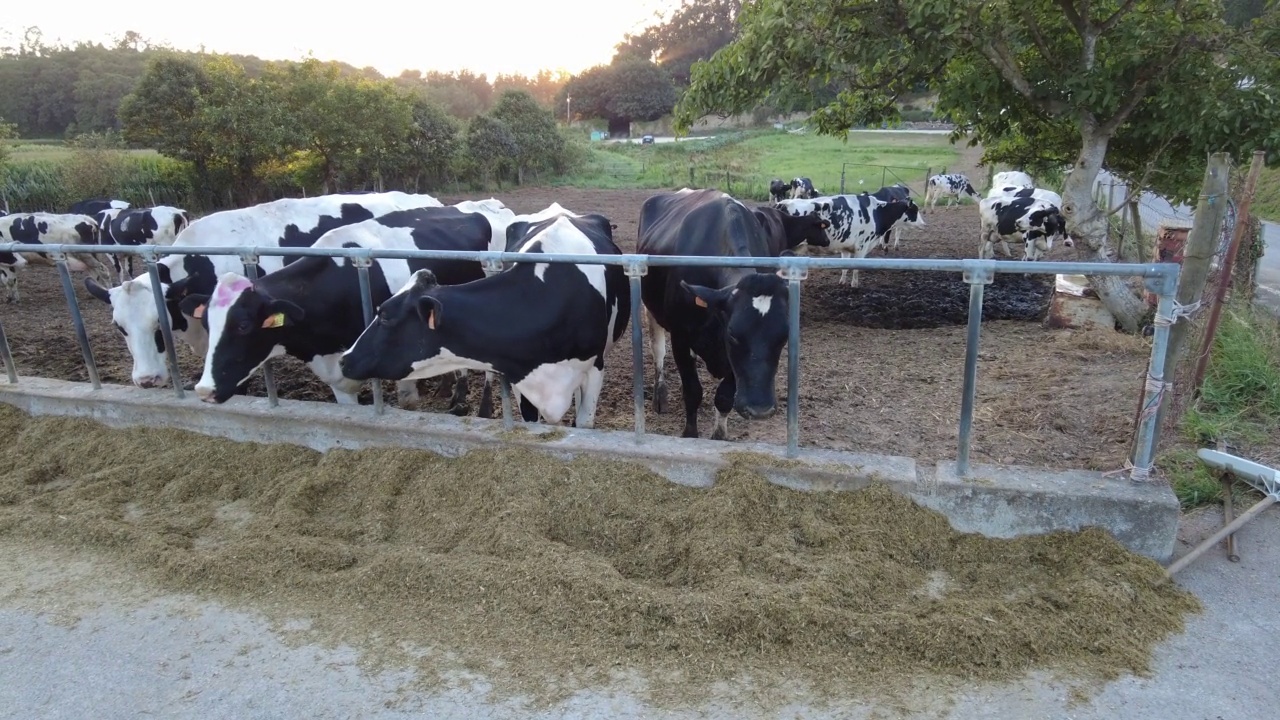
1130 271 1180 479
144 256 185 399
240 256 278 407
353 259 384 415
0 315 17 384
956 266 993 476
54 258 101 390
626 265 646 441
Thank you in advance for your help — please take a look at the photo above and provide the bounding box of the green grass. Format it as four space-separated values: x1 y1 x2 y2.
549 129 962 199
4 140 159 162
1159 305 1280 508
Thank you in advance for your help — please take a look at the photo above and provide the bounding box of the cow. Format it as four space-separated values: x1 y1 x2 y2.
338 213 630 430
870 184 921 251
83 191 442 390
637 189 791 441
790 177 819 199
451 198 517 253
751 206 831 256
990 171 1035 193
988 185 1064 208
978 195 1071 261
102 206 192 281
924 174 981 207
179 206 492 410
0 213 113 303
769 179 791 205
778 194 925 286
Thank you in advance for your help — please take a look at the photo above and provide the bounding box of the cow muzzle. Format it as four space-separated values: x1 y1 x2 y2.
736 403 778 421
194 383 218 403
135 375 167 389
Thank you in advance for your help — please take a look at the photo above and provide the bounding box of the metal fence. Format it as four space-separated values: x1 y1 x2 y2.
0 242 1181 480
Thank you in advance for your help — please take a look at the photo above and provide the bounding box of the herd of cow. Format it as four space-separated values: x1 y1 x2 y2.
0 167 1065 443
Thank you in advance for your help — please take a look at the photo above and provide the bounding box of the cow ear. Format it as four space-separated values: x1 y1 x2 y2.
263 299 304 329
416 294 444 330
84 278 112 305
180 293 209 319
680 280 733 312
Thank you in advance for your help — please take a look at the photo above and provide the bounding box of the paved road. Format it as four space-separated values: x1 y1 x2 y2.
2 506 1276 719
1257 221 1280 316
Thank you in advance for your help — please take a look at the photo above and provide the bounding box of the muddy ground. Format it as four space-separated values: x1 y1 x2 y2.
0 187 1151 471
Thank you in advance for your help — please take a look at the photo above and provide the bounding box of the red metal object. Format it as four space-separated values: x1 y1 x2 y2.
1146 226 1190 306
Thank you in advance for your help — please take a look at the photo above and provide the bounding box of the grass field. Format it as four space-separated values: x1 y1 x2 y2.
553 130 964 199
3 140 160 162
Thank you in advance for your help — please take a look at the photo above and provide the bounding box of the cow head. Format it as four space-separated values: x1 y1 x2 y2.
85 276 189 388
679 272 790 420
340 269 447 383
0 260 22 303
183 271 304 404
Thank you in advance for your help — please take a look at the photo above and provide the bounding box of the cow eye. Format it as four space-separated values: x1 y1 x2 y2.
236 320 254 335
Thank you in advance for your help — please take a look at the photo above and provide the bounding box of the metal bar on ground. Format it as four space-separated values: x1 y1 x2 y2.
55 258 101 390
145 258 185 400
1166 495 1277 578
355 260 384 415
1221 472 1239 562
1130 272 1179 479
956 265 992 477
786 270 804 458
627 270 645 441
241 258 278 407
0 315 17 383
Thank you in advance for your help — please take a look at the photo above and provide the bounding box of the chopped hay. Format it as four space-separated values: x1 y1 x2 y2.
0 405 1200 707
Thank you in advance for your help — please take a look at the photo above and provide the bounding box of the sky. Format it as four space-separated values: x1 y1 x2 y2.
1 0 679 77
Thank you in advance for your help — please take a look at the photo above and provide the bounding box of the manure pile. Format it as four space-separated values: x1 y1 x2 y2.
0 405 1199 705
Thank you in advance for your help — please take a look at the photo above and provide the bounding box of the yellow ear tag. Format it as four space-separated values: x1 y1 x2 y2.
261 312 285 329
192 304 206 319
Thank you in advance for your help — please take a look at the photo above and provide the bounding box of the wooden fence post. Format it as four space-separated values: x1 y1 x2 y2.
1129 199 1145 263
689 166 695 187
1152 152 1231 435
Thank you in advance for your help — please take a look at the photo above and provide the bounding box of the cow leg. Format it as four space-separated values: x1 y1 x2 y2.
331 386 361 404
518 393 539 423
671 338 702 438
648 311 669 413
397 379 423 410
710 375 736 441
839 250 850 284
447 372 471 416
477 372 495 419
574 366 605 430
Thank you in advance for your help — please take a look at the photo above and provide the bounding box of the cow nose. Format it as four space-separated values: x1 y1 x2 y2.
194 384 215 402
136 375 166 389
737 404 778 420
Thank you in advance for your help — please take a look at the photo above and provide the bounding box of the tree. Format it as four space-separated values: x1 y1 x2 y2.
383 94 461 190
616 0 742 85
119 55 216 199
675 0 1280 332
561 57 679 136
489 90 564 184
0 116 15 207
464 115 517 186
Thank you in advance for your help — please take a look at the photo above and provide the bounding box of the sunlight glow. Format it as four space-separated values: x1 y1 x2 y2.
2 0 680 77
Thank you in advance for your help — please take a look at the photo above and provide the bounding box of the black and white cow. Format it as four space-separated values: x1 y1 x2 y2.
339 213 629 429
638 189 791 441
988 185 1063 208
870 183 921 251
180 206 492 409
769 179 791 205
68 198 130 226
777 194 925 286
751 206 831 256
83 191 442 389
101 206 192 280
0 212 113 303
924 174 980 207
978 195 1071 261
989 171 1035 193
790 177 819 199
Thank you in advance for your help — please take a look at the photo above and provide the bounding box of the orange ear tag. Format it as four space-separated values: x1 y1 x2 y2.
261 312 285 329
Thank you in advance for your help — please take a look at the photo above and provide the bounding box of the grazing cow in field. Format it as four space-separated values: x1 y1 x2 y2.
924 174 981 207
181 206 492 409
339 213 630 429
990 171 1035 193
870 184 921 251
778 194 925 286
769 179 791 205
790 177 819 199
978 195 1071 261
751 206 831 256
83 191 443 389
0 212 113 302
637 188 790 441
988 185 1063 208
102 206 192 280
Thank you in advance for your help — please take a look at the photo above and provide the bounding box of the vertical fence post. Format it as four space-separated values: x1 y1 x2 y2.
144 252 184 399
1131 270 1179 479
499 377 515 430
840 164 847 194
240 253 278 407
54 254 101 390
881 166 887 189
689 166 695 187
352 254 384 415
0 314 18 383
626 261 648 442
956 263 994 476
782 262 808 458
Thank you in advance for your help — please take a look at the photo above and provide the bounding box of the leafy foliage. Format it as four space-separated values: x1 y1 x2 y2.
560 57 679 131
490 90 566 182
616 0 743 85
464 115 518 186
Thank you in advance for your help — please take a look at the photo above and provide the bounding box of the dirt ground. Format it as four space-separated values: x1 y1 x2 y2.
0 185 1151 471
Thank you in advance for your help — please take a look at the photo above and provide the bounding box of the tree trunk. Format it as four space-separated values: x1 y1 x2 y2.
1060 123 1148 333
517 165 525 186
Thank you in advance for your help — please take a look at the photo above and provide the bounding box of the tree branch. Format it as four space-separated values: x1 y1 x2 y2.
1098 0 1140 33
966 32 1070 115
1023 11 1063 71
1057 0 1087 37
1097 35 1192 135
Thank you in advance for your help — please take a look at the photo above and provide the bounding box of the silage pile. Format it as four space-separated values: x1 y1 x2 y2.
0 404 1200 703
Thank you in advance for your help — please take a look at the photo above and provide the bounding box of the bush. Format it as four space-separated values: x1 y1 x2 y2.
2 153 198 212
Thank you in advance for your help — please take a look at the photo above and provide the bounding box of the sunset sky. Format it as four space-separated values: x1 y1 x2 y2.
2 0 679 77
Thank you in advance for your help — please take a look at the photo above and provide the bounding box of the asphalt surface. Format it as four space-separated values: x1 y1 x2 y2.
1 505 1276 719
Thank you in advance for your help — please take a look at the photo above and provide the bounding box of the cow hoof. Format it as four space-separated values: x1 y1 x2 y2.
400 398 421 412
653 384 668 414
681 426 699 439
710 427 728 441
448 402 471 417
477 398 493 419
183 381 196 391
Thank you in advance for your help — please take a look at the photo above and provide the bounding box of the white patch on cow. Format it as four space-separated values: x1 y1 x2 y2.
519 216 606 299
752 295 773 316
194 272 258 399
516 357 597 425
453 198 517 253
407 346 496 379
103 275 186 387
307 352 362 404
